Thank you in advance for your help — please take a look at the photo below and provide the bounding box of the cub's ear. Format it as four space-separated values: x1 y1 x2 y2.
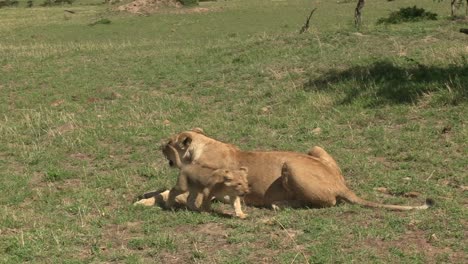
191 127 205 134
239 167 248 173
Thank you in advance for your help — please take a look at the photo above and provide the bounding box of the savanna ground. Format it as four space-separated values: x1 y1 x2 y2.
0 0 467 263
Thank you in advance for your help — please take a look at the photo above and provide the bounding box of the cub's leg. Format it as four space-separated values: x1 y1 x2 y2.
200 187 214 212
167 172 190 208
167 188 187 209
187 188 204 212
231 196 247 219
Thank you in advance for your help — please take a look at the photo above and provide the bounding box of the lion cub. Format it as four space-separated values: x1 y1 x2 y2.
164 145 250 219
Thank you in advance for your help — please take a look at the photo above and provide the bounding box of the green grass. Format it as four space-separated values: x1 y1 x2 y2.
1 0 467 263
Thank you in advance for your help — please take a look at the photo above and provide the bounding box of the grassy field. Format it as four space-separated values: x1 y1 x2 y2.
1 0 467 263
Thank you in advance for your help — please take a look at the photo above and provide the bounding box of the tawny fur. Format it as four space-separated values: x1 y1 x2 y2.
141 128 432 211
163 144 250 218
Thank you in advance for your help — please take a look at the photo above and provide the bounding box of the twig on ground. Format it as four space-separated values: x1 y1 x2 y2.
275 219 310 264
299 8 317 34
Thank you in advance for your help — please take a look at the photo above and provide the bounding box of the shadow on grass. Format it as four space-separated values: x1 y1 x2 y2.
305 59 467 107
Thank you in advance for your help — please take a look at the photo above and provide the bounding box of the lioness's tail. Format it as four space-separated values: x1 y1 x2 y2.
339 190 434 211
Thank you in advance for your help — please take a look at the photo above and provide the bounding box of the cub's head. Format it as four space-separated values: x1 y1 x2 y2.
213 167 250 196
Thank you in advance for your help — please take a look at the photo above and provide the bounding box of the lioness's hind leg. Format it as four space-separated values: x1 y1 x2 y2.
281 163 293 194
133 190 170 207
281 162 337 207
133 190 189 208
307 146 343 180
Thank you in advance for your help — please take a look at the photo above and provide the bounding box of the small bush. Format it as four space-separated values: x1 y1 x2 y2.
377 6 438 24
44 167 74 182
178 0 198 7
0 0 19 8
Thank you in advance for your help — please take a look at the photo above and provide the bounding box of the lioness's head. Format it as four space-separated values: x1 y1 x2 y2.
161 128 205 167
213 167 250 196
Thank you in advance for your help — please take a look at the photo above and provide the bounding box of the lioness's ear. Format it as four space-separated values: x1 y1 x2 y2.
179 136 192 148
212 169 227 179
191 127 204 134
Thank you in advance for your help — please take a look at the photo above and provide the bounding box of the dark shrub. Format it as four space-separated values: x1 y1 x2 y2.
0 0 19 8
41 0 74 6
377 6 438 24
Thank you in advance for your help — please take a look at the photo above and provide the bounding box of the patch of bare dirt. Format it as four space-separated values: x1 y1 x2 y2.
372 156 394 168
2 64 13 72
117 0 181 14
196 222 230 237
102 221 143 247
117 0 212 14
0 151 26 175
70 152 93 161
100 222 232 263
47 123 76 137
80 221 144 261
29 171 44 186
57 178 83 189
96 214 310 263
362 230 465 263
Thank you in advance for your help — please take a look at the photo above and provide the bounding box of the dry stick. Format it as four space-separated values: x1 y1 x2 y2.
451 0 457 17
290 252 300 264
355 0 366 29
425 170 436 182
275 219 310 264
192 242 203 263
299 8 317 34
20 230 25 247
450 0 468 16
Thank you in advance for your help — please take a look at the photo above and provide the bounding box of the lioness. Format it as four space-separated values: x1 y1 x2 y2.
139 128 432 211
164 144 250 218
